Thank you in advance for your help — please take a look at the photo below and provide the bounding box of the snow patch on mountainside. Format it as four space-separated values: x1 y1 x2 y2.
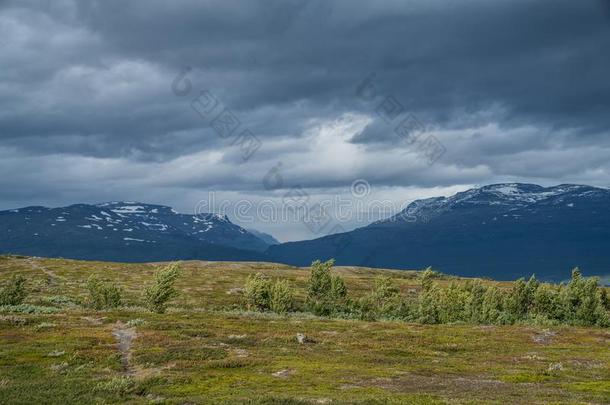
384 183 608 224
1 201 273 253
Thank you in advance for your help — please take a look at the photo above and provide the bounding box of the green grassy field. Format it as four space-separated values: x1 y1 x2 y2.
0 256 609 404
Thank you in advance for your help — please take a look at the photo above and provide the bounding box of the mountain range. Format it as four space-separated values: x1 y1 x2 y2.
1 183 609 281
0 202 264 262
268 183 610 281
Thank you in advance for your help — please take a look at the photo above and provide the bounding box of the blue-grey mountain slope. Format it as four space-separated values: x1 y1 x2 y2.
246 229 280 246
266 184 610 281
0 202 268 262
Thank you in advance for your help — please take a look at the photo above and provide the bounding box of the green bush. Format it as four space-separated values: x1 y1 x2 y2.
367 276 401 319
307 260 333 300
353 295 377 321
398 297 420 321
411 267 610 327
418 282 442 324
233 258 610 328
306 259 348 316
350 276 414 321
330 275 348 301
244 273 294 314
463 279 487 323
600 288 610 311
558 268 609 327
269 279 294 314
481 285 505 324
420 267 442 281
503 275 539 322
532 284 561 318
143 263 181 313
438 282 469 323
85 276 123 310
372 276 399 304
244 273 272 311
0 275 27 306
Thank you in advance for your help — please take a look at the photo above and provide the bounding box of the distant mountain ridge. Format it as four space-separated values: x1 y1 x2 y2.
246 228 280 246
0 202 269 262
2 184 609 281
382 184 599 224
266 183 610 281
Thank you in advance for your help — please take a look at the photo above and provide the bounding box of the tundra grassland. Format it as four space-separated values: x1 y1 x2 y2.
0 256 609 404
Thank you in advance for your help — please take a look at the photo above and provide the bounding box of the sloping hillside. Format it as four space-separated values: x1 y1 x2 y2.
0 256 608 404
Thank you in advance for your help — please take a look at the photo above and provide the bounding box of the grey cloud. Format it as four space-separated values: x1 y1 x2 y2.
1 0 610 241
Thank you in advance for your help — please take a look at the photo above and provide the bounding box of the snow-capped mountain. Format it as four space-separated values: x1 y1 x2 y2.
267 183 610 281
0 202 271 262
382 183 608 224
3 185 610 281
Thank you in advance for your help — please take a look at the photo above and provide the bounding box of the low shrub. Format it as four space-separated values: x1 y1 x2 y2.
353 276 407 321
254 259 610 328
244 273 295 314
85 276 123 310
244 273 271 311
143 262 181 313
95 376 135 397
42 295 81 308
352 295 377 321
0 275 27 306
0 304 60 314
414 267 609 326
269 279 294 314
306 259 348 316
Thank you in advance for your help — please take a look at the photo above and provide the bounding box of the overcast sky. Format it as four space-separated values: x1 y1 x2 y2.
1 0 610 241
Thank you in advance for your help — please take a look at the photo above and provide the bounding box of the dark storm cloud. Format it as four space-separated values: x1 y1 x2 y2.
73 0 610 132
1 0 610 225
